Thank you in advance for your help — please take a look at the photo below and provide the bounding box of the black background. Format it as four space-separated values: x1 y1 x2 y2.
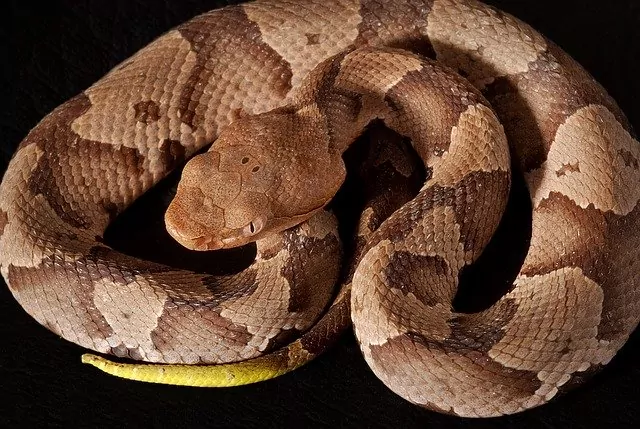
3 1 640 428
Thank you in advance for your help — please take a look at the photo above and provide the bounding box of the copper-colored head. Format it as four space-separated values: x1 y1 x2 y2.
165 149 271 250
165 111 346 251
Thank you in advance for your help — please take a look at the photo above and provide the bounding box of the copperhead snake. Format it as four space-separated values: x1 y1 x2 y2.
2 0 639 418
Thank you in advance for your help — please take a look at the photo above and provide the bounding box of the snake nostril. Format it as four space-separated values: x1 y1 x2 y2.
203 196 213 210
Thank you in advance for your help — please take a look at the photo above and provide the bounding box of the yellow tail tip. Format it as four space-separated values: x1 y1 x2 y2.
81 353 105 367
80 353 298 387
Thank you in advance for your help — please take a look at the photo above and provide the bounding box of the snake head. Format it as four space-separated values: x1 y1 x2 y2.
165 110 346 251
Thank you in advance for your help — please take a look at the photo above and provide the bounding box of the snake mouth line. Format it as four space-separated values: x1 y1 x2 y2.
169 220 265 252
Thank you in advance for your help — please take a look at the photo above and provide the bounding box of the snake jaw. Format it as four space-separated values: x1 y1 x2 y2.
167 219 268 251
215 218 266 249
165 224 221 251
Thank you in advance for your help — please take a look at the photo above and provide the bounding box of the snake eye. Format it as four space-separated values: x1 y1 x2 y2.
243 218 264 236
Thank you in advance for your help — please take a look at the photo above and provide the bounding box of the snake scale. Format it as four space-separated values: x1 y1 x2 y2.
2 0 639 418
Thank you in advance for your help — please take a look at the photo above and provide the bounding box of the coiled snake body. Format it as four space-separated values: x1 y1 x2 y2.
1 0 639 418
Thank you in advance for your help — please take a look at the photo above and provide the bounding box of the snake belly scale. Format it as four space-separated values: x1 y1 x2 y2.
1 0 639 418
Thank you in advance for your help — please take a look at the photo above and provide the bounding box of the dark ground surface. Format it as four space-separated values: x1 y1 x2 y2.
2 1 640 428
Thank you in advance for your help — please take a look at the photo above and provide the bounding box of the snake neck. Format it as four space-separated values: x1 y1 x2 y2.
289 46 485 168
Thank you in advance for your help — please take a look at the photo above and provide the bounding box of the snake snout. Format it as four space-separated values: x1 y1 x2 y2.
165 189 226 251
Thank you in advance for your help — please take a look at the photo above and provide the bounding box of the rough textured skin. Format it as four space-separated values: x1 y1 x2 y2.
1 0 639 418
